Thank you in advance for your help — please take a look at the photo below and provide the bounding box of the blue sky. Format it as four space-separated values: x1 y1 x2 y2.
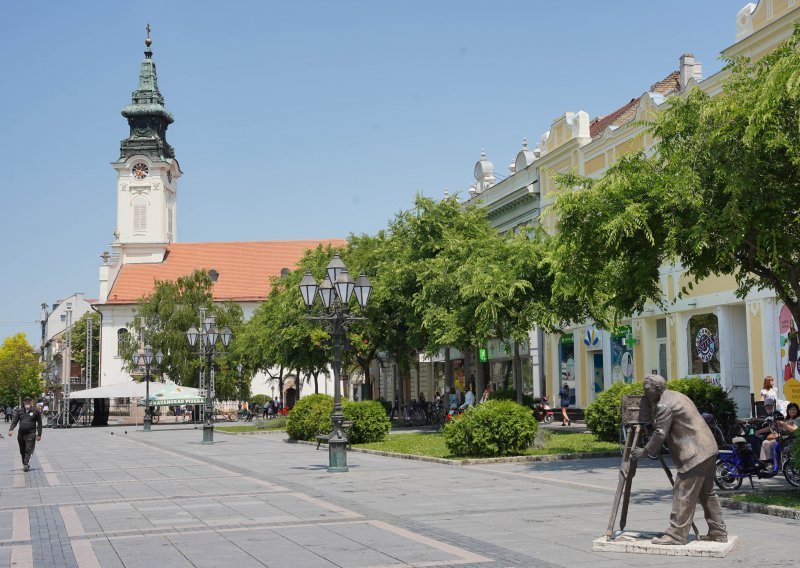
1 0 746 345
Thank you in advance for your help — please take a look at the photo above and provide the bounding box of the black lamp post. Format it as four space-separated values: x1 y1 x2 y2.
299 253 372 472
186 309 232 445
133 344 163 432
237 362 244 403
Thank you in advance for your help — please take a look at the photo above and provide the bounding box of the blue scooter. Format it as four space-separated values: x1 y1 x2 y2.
715 431 800 490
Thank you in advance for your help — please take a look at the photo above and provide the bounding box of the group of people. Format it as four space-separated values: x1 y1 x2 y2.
753 375 799 466
239 398 283 421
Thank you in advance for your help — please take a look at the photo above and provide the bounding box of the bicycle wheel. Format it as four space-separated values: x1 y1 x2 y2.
714 459 743 491
784 451 800 487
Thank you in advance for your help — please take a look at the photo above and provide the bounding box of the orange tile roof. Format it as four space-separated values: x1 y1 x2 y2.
589 71 681 140
105 240 346 304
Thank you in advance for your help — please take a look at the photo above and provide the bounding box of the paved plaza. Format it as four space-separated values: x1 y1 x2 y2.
0 426 799 567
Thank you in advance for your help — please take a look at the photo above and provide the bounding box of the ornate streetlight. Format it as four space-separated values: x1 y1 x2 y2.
237 362 244 403
186 308 232 444
299 253 372 472
132 344 164 432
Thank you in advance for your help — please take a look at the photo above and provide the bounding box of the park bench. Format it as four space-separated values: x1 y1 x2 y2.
316 420 354 450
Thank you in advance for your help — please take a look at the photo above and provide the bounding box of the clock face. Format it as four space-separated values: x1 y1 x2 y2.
132 163 149 180
167 170 173 184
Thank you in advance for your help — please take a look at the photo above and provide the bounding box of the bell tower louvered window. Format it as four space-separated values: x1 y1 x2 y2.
133 197 147 234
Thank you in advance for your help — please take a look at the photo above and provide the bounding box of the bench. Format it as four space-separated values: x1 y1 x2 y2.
316 420 354 450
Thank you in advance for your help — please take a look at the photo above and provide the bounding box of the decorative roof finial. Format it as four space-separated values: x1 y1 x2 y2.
145 23 152 47
522 138 528 149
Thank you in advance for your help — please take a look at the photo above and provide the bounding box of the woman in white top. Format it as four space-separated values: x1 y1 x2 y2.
760 375 778 402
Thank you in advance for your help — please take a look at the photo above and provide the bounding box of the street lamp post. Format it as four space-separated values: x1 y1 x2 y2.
133 344 163 432
299 253 372 473
186 309 232 445
237 362 244 403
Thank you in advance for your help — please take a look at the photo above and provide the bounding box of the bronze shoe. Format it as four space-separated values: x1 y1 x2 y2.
651 534 685 545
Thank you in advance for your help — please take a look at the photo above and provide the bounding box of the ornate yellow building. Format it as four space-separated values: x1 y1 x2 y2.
468 1 800 416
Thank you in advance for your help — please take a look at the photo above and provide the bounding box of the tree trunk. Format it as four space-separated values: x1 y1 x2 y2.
313 370 319 394
444 348 453 392
513 340 523 404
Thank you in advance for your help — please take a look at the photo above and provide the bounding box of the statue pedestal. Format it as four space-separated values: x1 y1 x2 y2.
592 531 737 557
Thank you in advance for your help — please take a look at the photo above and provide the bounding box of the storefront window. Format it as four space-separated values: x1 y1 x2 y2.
453 359 465 392
611 326 635 385
522 357 533 397
688 314 721 375
559 334 575 405
490 360 513 390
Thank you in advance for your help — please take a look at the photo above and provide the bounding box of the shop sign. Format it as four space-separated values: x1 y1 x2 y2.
695 328 717 363
785 378 800 404
479 348 488 363
560 333 574 345
584 328 601 350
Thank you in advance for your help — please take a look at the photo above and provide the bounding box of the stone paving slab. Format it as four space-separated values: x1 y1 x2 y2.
0 427 799 567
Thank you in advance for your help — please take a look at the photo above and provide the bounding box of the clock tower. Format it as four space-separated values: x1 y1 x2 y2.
112 25 181 254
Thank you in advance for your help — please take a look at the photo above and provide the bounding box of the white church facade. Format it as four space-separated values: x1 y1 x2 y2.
94 31 343 401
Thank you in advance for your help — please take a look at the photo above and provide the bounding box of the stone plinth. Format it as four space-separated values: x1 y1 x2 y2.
592 531 737 557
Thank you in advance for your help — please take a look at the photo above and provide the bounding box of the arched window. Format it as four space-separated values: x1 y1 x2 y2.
688 314 720 376
132 197 147 233
117 328 129 356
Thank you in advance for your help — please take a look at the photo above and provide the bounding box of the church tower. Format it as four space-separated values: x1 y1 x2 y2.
112 25 182 256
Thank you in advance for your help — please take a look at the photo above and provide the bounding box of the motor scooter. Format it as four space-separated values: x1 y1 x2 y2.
715 427 800 490
533 395 554 424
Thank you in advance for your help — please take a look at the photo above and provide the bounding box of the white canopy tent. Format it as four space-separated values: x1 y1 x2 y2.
68 381 149 399
69 381 203 404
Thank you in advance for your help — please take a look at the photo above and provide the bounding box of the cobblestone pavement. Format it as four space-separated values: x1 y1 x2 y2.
0 426 798 567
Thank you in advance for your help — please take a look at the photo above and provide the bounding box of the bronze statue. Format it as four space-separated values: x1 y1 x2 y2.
630 374 727 545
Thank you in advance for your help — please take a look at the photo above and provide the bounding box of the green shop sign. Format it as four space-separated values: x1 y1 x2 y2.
479 348 488 362
559 333 574 345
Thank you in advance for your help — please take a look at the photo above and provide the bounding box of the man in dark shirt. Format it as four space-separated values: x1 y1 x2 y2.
8 396 43 472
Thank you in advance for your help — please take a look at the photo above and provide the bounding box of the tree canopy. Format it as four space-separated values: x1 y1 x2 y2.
0 333 43 406
121 270 244 393
550 27 800 326
70 312 100 388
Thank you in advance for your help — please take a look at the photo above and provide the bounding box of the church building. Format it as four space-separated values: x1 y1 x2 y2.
94 30 344 395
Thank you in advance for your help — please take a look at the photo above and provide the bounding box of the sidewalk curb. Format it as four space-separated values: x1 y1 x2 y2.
285 438 618 466
216 429 286 436
718 496 800 520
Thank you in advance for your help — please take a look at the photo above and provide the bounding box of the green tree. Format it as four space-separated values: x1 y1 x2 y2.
120 270 244 392
550 28 800 326
0 333 44 406
234 245 339 397
70 312 100 388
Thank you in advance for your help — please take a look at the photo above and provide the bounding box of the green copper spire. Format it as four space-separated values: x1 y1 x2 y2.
119 24 175 161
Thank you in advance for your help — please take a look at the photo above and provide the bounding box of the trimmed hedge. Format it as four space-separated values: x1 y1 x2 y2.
342 400 391 443
443 400 538 457
488 387 535 408
286 395 391 444
286 394 333 441
585 381 644 443
584 377 739 443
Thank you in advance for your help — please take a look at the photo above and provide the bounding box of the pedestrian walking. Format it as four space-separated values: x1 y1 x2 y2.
4 405 12 423
8 396 43 472
559 383 571 426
